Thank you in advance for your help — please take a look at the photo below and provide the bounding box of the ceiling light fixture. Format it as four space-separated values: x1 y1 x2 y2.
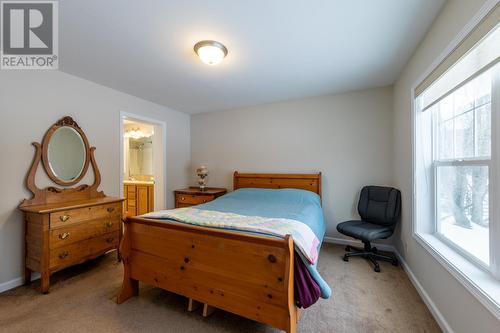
124 127 154 139
194 40 228 66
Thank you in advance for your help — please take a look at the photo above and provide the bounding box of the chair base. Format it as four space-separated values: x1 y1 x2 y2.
342 241 398 272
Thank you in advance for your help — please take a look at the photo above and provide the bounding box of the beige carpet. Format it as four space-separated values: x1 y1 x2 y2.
0 244 440 333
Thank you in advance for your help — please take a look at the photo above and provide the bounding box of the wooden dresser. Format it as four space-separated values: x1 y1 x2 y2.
20 198 123 293
19 116 124 293
174 187 227 208
124 181 154 216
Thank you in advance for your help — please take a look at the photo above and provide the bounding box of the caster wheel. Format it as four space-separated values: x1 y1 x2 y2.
374 266 380 273
342 255 349 262
345 245 351 251
392 259 399 266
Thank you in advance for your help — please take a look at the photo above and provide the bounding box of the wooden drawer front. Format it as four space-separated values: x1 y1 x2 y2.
49 231 119 270
50 203 121 228
49 217 120 249
91 203 121 219
50 207 91 228
176 203 192 208
176 194 214 205
127 186 136 197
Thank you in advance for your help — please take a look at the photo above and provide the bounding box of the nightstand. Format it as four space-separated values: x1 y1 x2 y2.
174 187 227 208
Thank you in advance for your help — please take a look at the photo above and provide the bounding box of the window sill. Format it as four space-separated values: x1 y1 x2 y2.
413 232 500 320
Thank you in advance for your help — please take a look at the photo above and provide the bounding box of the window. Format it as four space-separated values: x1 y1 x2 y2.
433 70 492 267
414 14 500 284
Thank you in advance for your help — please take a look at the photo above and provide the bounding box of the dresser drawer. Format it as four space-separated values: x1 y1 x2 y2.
127 186 136 196
49 217 120 249
50 207 91 228
49 231 119 270
176 194 214 205
50 203 121 228
91 202 121 219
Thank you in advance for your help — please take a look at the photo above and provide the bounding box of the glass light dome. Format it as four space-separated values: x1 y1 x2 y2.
194 40 228 66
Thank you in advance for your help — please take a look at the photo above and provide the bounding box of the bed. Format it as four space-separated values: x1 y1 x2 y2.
116 172 329 333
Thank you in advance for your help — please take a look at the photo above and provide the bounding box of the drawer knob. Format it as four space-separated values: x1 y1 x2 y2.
58 232 70 240
181 197 185 201
105 221 113 228
59 215 70 222
106 237 114 244
59 251 69 259
107 207 115 213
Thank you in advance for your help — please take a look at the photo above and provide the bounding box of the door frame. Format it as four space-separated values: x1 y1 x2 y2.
119 111 167 210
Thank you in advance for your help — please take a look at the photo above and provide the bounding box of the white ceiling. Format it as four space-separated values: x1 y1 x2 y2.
59 0 445 114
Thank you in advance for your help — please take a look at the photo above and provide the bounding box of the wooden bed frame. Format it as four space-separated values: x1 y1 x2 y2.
117 172 322 333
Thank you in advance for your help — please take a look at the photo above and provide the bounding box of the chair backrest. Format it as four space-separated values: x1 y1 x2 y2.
357 186 401 227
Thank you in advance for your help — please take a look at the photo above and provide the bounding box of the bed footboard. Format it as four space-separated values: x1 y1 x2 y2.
117 216 298 333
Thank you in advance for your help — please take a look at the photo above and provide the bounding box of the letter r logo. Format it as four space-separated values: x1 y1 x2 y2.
2 2 53 54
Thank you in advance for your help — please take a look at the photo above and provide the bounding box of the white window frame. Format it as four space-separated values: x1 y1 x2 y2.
411 0 500 320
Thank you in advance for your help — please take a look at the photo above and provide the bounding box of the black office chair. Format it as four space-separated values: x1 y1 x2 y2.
337 186 401 272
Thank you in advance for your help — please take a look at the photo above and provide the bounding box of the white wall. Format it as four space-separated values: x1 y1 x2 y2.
393 0 499 332
0 70 191 287
191 87 394 238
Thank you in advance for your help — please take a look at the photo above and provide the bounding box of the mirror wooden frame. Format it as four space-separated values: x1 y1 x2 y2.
41 116 91 186
19 116 104 208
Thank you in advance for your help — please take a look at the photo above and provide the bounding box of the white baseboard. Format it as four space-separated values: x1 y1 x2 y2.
323 236 395 252
0 273 40 294
325 237 453 333
394 252 454 333
0 277 24 293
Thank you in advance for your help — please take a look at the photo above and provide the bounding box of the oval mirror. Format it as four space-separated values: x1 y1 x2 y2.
47 126 87 183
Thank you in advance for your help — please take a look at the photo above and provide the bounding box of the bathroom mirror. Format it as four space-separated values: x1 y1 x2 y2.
42 117 91 186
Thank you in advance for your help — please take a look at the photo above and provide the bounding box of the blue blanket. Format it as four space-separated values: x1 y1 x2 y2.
196 188 332 299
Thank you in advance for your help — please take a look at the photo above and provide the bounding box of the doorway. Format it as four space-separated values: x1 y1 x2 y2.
119 112 166 216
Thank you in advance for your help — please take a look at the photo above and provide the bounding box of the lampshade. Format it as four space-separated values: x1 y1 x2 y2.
196 165 208 176
194 40 228 66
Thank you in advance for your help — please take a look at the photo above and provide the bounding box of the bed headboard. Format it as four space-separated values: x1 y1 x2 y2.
233 171 322 198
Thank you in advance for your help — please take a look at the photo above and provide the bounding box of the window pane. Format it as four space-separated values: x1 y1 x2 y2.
475 70 491 106
437 165 489 265
438 119 454 159
439 95 454 121
454 84 474 115
476 104 491 157
435 69 492 160
454 111 474 159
